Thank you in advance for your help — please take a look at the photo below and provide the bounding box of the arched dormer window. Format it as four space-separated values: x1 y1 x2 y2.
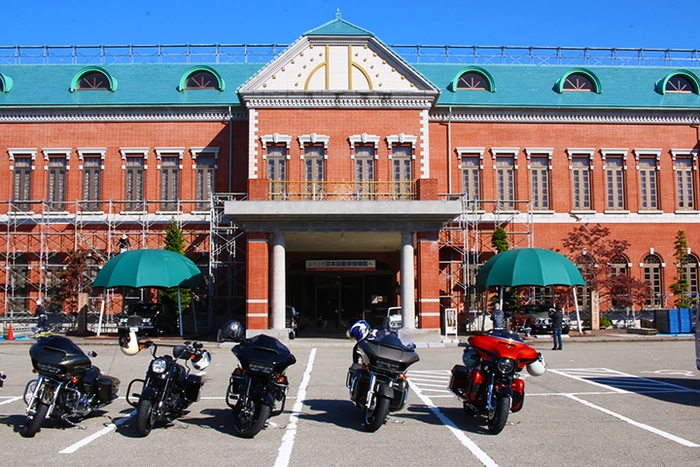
450 66 495 92
555 68 601 94
0 72 14 93
656 70 700 94
70 66 117 92
178 66 225 91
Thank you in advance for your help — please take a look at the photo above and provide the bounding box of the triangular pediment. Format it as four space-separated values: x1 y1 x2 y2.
239 15 437 106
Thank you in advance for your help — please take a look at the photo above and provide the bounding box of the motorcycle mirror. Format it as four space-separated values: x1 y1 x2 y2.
87 351 97 358
184 340 191 346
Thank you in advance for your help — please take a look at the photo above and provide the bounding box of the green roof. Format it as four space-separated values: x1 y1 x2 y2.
304 11 374 37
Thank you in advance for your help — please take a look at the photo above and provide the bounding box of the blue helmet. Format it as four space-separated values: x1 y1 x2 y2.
349 320 370 341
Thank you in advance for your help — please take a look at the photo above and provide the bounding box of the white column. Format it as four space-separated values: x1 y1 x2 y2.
271 233 286 330
401 232 416 330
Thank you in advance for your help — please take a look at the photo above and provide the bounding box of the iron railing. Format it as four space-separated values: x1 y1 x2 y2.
2 44 699 67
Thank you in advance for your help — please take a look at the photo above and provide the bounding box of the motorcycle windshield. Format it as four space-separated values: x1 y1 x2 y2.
360 327 420 368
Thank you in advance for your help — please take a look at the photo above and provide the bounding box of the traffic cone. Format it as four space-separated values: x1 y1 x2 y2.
7 323 14 340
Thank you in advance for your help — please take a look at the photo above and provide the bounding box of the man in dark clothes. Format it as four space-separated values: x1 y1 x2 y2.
549 307 564 350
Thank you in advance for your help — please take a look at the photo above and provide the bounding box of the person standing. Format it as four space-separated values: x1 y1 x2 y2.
550 307 564 350
35 299 47 332
491 303 505 330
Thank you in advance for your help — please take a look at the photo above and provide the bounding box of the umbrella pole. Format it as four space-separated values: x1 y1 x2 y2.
178 288 183 337
97 289 106 337
499 287 504 310
573 287 583 334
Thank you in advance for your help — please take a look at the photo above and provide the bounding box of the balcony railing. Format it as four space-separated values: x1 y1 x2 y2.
267 180 416 201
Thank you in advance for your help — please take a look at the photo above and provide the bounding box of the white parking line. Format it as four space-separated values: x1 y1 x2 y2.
408 379 499 467
0 396 21 406
274 347 316 467
60 410 136 454
565 394 699 447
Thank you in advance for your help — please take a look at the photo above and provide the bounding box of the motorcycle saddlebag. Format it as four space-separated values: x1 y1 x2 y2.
97 375 120 403
185 374 203 402
449 365 469 398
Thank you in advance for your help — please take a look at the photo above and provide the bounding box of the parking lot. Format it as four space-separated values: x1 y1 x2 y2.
1 335 700 467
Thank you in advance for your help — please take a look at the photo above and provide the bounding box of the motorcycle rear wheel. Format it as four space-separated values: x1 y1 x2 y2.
233 399 270 438
363 395 390 432
22 401 49 438
136 399 156 437
487 394 511 434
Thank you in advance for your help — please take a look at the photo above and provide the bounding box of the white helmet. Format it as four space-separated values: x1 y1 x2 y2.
193 350 211 370
526 353 546 377
118 327 140 356
349 320 370 341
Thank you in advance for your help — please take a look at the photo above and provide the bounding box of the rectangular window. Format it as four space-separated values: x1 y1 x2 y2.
12 156 33 212
82 157 102 211
392 145 413 200
638 157 658 210
461 156 480 205
354 144 375 200
124 156 145 211
675 157 695 210
195 155 215 210
266 145 287 200
160 156 180 211
304 144 324 200
529 157 549 210
571 157 591 209
605 157 625 210
495 156 515 209
47 156 67 211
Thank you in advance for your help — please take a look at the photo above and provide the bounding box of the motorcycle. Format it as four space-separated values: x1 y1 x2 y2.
218 320 296 438
21 335 120 437
119 328 210 437
448 329 546 434
346 321 420 432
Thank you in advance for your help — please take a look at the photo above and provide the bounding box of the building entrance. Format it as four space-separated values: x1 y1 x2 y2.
286 266 395 335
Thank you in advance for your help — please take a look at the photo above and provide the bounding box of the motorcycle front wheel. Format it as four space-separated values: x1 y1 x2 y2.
136 399 156 437
363 395 390 432
22 401 49 438
233 398 270 438
487 394 511 434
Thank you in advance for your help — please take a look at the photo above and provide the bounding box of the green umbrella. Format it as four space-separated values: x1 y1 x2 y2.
476 248 585 287
92 249 206 289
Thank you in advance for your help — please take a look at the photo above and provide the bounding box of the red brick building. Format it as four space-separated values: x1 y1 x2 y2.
1 14 699 333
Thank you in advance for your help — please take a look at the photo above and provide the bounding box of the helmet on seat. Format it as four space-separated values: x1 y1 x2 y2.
118 327 140 356
349 320 370 341
218 320 245 342
193 350 211 370
462 347 480 368
526 353 546 377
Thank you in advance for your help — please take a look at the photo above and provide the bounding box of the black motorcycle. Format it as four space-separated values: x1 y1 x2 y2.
219 320 296 438
22 335 120 437
346 325 420 432
124 337 210 437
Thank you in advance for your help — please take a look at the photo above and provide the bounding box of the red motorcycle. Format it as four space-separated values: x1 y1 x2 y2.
449 329 545 434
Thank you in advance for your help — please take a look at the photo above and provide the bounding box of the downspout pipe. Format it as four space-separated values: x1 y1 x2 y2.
447 106 453 194
228 106 233 192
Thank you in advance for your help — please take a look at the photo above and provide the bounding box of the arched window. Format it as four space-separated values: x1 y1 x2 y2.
456 72 490 91
657 71 700 94
555 68 601 94
0 72 13 93
450 67 495 92
642 254 663 308
680 254 699 302
70 67 118 92
178 66 225 91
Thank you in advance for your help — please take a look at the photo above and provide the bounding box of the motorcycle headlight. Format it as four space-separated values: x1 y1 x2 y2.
151 358 167 374
496 357 516 375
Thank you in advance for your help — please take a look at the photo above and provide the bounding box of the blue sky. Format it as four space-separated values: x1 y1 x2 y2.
2 1 698 50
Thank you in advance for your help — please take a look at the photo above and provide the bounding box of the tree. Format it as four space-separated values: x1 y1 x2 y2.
491 227 509 253
562 223 651 311
52 250 91 314
669 230 697 308
159 220 191 313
